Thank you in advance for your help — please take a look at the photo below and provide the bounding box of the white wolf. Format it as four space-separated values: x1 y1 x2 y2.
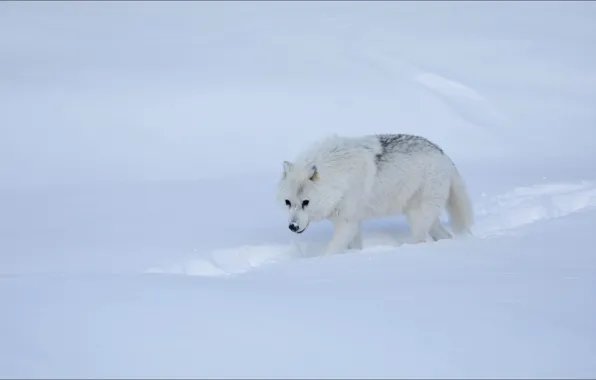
276 133 473 255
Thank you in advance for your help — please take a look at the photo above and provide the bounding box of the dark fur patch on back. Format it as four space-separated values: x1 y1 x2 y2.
375 134 444 167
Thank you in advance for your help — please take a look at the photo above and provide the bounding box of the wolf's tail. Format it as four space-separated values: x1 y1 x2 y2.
446 166 474 235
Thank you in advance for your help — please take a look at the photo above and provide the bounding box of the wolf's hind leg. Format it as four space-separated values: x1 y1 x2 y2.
405 199 444 244
429 219 453 241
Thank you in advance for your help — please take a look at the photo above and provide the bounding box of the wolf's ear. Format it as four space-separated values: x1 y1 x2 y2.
282 161 293 178
283 161 293 173
308 165 319 182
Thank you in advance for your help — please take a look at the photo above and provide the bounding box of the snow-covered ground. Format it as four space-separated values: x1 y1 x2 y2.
2 1 596 378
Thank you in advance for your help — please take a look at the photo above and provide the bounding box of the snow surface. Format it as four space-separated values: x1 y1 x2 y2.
1 1 596 378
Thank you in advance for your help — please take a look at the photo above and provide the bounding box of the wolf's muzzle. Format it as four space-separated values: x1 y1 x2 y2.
288 223 299 232
288 223 303 233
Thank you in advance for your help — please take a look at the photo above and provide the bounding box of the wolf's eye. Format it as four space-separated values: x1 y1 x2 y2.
302 200 310 208
285 199 291 207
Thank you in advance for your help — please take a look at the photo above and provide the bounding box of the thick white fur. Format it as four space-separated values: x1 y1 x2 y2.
276 134 474 255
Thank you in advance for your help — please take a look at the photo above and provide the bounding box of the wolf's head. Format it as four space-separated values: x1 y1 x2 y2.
276 160 322 234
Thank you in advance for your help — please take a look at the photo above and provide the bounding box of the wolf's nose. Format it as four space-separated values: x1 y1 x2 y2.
288 223 299 232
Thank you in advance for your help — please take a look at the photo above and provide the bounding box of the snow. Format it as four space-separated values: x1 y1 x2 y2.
1 1 596 378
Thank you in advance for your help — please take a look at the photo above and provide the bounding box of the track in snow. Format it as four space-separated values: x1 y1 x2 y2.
146 180 596 277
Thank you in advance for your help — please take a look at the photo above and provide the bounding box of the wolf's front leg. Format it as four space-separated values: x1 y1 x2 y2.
347 221 363 250
325 219 360 255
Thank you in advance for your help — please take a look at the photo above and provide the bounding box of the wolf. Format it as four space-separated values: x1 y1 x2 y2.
276 133 474 255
